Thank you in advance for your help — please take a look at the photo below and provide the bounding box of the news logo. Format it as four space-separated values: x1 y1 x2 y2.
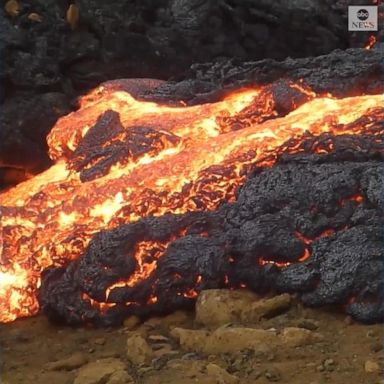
349 6 378 31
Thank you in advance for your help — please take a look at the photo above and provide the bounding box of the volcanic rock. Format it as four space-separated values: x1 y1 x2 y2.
280 327 323 347
1 0 382 189
126 333 154 365
73 358 128 384
44 352 88 371
172 325 324 355
196 290 291 327
170 328 210 352
172 326 278 354
148 335 170 343
0 92 70 181
364 360 380 374
144 48 384 105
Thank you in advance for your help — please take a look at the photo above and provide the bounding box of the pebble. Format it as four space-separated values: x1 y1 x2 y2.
28 13 42 22
94 337 106 346
148 335 169 343
126 333 154 365
365 360 380 373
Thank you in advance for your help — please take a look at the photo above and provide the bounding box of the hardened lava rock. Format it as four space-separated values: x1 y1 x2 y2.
38 121 384 326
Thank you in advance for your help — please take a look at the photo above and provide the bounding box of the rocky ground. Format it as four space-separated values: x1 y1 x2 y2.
1 290 383 384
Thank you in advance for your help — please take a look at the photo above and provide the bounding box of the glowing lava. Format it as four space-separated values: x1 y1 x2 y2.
0 79 382 322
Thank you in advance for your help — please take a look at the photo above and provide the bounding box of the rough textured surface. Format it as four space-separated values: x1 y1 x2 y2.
195 290 291 327
142 48 384 105
70 109 180 182
38 114 384 326
0 0 382 186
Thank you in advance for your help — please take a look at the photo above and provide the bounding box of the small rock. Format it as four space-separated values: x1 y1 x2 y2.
170 328 210 351
265 366 281 382
196 290 290 327
172 327 278 355
365 360 380 373
206 363 239 384
126 333 154 365
281 327 323 347
297 319 319 331
148 335 169 343
74 358 126 384
123 316 140 330
27 13 42 22
44 352 88 371
94 337 106 346
316 365 325 372
4 0 20 17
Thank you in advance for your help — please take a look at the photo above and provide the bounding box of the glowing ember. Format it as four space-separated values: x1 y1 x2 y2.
0 79 383 323
365 35 377 50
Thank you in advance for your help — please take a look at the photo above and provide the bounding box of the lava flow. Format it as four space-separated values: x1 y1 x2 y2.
0 78 383 324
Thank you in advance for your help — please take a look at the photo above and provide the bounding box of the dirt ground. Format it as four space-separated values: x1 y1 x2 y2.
0 294 383 384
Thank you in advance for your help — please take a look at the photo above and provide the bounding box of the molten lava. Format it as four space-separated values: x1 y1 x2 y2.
0 79 383 323
365 35 377 50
